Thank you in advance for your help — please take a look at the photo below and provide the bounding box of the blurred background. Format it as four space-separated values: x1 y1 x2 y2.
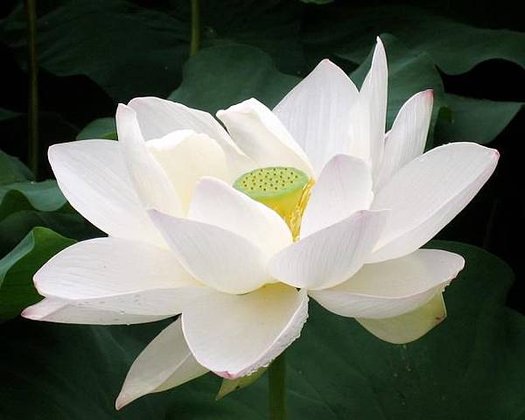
0 1 523 419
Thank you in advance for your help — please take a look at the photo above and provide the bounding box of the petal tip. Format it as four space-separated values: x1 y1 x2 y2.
115 392 131 411
424 88 434 97
214 370 238 379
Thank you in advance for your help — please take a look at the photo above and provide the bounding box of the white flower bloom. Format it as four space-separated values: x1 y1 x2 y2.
22 37 498 408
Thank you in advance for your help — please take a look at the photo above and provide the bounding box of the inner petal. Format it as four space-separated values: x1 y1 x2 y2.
146 130 229 213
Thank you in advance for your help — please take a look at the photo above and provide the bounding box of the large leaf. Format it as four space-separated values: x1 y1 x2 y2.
305 4 525 75
169 44 299 113
0 180 67 212
348 35 521 146
0 227 75 320
0 180 97 257
0 150 33 185
1 242 523 418
434 94 523 145
2 0 189 102
76 117 117 141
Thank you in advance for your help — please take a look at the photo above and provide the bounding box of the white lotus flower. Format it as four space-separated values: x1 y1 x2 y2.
22 37 498 408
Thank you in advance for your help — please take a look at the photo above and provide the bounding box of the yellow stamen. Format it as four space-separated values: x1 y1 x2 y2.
233 167 314 240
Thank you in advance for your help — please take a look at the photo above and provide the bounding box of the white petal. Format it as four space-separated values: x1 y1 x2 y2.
370 143 499 262
128 97 253 177
301 154 373 237
376 90 433 189
348 37 388 174
34 237 202 315
269 210 388 290
150 211 269 294
310 249 463 318
357 293 447 344
116 318 208 409
22 297 168 325
189 177 292 258
217 98 314 176
147 130 230 211
116 104 181 216
273 60 359 174
182 284 308 378
48 140 163 245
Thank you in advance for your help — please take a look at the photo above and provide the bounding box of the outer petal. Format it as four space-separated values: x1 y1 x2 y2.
146 130 229 211
128 97 253 177
348 37 388 174
309 249 463 318
116 318 208 409
33 237 202 315
116 104 181 216
269 210 388 290
189 177 292 258
300 154 373 237
22 298 168 325
370 143 499 262
182 284 308 378
150 211 269 294
357 293 447 344
217 98 314 176
48 140 163 245
376 90 433 189
273 60 359 174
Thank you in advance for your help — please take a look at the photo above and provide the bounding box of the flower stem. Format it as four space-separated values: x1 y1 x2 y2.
25 0 39 178
268 352 286 420
190 0 200 56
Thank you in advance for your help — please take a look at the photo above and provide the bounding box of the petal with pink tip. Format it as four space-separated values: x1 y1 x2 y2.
182 284 308 378
309 249 463 319
370 143 499 262
116 318 208 409
376 90 433 188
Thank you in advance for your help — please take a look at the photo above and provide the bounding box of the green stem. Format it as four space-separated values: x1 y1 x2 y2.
25 0 39 178
268 352 286 420
190 0 200 56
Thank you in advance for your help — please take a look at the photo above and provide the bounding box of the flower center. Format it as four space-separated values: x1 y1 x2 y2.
233 167 314 240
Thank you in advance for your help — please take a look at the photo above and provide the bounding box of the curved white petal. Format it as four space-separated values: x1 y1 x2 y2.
128 97 254 177
34 237 202 315
147 130 229 211
116 318 208 409
370 143 499 262
182 284 308 378
273 60 359 174
310 249 463 319
301 154 373 237
189 177 292 258
116 104 181 216
348 37 388 174
376 90 433 189
48 140 163 245
150 211 269 294
357 293 447 344
217 98 314 176
21 297 168 325
269 210 388 290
